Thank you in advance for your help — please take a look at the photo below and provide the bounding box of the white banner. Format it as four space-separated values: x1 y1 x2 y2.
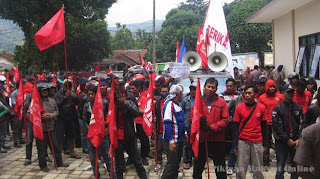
169 63 190 78
203 0 233 77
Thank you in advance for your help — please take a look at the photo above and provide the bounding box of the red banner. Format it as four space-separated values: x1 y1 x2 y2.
106 79 118 155
196 26 208 69
14 79 24 120
142 76 154 137
34 7 65 51
30 82 44 140
190 79 203 159
87 81 105 148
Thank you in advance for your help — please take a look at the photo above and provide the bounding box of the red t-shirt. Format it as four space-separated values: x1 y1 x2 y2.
117 109 124 140
134 96 147 124
293 90 312 114
234 102 267 143
258 93 284 125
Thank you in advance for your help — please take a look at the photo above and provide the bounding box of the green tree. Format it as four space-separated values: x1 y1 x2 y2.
225 0 272 60
179 0 208 22
157 9 201 62
0 0 115 72
111 23 136 50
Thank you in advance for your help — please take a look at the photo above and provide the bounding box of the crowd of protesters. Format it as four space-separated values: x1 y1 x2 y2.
0 64 319 179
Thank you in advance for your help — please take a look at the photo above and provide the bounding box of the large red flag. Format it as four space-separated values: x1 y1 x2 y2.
5 72 11 96
175 40 180 63
196 26 208 68
142 76 154 137
76 84 81 96
190 79 203 159
30 82 44 140
106 68 113 76
14 79 24 120
93 62 101 72
13 67 20 83
34 7 65 51
106 79 118 155
87 82 105 148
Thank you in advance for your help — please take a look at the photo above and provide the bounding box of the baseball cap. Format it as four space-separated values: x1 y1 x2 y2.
282 84 295 92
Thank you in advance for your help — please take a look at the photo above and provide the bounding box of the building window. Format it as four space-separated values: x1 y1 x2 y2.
296 32 320 78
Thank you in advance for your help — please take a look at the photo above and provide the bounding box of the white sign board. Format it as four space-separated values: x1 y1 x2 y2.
169 63 190 78
232 53 259 71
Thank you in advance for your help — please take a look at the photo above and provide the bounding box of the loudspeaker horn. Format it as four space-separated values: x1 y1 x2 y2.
207 52 228 72
182 51 202 71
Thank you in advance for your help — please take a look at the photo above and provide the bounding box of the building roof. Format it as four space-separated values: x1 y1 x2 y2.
0 53 13 61
99 49 148 66
246 0 313 23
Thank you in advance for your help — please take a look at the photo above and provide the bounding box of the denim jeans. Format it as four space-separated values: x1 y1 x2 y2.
183 127 193 164
26 121 34 160
275 140 298 179
88 136 115 179
78 118 88 151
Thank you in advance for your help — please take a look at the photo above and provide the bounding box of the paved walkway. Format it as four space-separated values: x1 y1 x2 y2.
0 137 291 179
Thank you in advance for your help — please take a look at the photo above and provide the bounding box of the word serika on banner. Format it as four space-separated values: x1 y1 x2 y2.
200 0 234 77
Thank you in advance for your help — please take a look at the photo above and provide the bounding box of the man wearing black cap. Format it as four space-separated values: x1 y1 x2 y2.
272 84 303 179
293 78 312 114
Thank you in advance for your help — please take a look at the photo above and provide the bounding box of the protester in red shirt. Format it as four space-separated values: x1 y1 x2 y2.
293 78 312 114
128 80 150 166
233 84 268 179
192 77 229 179
258 79 284 170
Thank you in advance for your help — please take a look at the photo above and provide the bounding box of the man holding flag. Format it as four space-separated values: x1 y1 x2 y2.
191 78 229 179
84 83 115 178
12 79 25 148
28 82 69 172
114 90 147 179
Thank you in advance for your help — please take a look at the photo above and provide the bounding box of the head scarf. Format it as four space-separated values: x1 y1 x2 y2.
165 84 183 102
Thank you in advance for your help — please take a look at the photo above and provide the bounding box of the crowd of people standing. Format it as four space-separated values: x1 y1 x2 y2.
0 65 319 179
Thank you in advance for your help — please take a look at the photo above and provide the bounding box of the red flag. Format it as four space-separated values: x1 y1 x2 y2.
34 7 65 51
87 81 105 148
14 79 24 120
13 67 20 83
196 26 208 68
106 68 113 75
106 79 118 155
190 79 203 159
94 62 101 72
141 56 146 67
142 76 154 137
175 40 180 63
76 84 81 96
5 73 11 96
30 82 44 140
52 72 57 85
9 68 15 75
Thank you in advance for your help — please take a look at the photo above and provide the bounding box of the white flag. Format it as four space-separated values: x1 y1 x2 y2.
203 0 234 77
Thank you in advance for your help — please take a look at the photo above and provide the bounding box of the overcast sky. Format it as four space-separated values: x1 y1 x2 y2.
106 0 234 27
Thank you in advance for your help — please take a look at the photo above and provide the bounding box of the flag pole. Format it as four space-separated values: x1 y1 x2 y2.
110 152 113 179
45 120 58 171
24 102 27 142
95 148 98 179
154 102 158 167
64 38 69 90
206 138 210 179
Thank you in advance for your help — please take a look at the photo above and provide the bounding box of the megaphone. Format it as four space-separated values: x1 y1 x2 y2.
207 52 228 72
182 51 202 71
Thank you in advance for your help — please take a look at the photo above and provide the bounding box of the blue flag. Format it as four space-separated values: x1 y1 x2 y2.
177 37 186 63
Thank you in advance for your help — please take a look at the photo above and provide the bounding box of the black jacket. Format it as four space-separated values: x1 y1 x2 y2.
116 100 140 141
82 99 109 126
272 100 303 142
54 89 78 120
